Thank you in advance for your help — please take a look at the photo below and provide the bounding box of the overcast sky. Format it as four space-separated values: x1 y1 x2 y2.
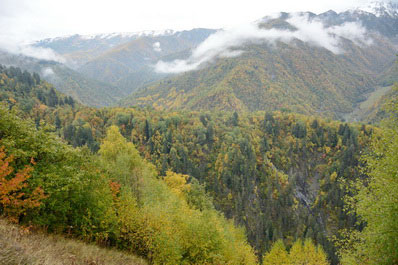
0 0 394 43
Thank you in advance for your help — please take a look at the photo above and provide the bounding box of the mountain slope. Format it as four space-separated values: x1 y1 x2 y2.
121 7 398 119
122 35 396 119
77 28 216 94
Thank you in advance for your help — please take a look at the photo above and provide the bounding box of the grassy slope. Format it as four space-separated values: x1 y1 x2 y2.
0 219 147 265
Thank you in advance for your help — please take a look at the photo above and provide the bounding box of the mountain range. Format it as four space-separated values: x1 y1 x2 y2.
0 1 397 119
34 28 216 95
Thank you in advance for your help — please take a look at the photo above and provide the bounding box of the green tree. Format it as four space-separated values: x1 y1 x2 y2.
99 125 155 199
338 85 398 265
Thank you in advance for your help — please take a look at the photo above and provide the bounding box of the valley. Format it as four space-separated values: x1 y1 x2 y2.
0 1 398 264
343 85 392 122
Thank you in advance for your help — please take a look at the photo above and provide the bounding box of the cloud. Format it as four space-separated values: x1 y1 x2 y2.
154 13 372 74
42 67 54 77
0 35 65 63
153 42 162 52
328 22 373 46
17 45 65 63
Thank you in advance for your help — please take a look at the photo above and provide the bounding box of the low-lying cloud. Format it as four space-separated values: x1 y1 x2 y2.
0 36 65 63
42 67 55 77
155 13 372 74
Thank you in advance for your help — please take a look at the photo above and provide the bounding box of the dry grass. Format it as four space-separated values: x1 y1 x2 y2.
0 218 147 265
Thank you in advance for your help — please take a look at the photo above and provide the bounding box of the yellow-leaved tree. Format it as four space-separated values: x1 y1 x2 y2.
263 238 329 265
98 125 258 265
99 125 156 198
263 240 290 265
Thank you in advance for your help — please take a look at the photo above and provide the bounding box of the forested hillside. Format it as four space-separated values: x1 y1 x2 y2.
59 107 375 263
1 65 383 264
117 8 398 120
0 52 124 107
0 64 76 112
122 35 396 119
0 66 258 264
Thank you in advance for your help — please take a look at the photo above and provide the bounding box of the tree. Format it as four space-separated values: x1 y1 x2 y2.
163 170 190 198
263 238 329 265
338 85 398 265
55 115 61 129
0 147 46 222
231 111 239 126
263 240 290 265
46 88 58 107
144 119 151 142
99 126 155 199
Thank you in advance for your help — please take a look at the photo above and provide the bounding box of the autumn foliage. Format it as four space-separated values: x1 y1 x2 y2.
0 147 46 222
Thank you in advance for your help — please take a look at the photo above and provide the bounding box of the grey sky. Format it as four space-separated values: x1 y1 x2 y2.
0 0 387 43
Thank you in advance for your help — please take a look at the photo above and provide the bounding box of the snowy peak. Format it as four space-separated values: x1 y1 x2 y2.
39 29 177 44
355 1 398 17
79 29 177 40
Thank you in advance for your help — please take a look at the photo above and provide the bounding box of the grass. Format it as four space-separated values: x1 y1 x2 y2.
0 218 147 265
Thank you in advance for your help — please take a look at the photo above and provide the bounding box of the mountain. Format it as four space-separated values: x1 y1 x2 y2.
34 29 178 67
77 28 216 93
121 6 398 120
318 2 398 38
0 51 125 107
34 28 216 94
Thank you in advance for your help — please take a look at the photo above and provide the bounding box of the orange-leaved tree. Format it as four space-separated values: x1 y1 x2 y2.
0 146 46 222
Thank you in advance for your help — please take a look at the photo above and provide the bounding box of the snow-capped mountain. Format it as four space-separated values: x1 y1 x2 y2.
34 28 215 67
356 1 398 17
308 1 398 39
34 29 178 59
39 29 177 44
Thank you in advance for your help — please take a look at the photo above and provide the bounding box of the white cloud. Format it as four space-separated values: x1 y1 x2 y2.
153 42 161 52
0 0 381 41
0 34 65 62
0 0 381 67
328 22 373 46
18 46 65 63
154 13 372 74
42 67 54 76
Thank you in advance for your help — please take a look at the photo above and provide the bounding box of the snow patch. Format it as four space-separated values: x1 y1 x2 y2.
41 29 177 43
